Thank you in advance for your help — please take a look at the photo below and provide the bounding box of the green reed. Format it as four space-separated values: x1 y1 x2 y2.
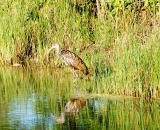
0 0 160 97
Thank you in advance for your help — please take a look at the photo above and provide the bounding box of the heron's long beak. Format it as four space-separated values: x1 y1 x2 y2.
46 46 54 56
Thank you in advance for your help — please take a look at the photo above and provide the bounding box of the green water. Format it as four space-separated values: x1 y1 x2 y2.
0 68 159 130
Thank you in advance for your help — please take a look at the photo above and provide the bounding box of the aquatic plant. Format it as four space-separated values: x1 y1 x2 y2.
0 0 159 97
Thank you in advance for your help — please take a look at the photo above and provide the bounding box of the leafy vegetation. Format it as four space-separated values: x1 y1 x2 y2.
0 0 160 97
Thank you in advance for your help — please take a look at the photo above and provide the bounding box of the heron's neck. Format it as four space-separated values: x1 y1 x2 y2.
51 112 65 124
56 46 61 56
56 112 65 124
60 112 65 123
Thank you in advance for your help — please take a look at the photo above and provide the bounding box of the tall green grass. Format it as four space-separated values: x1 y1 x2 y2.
0 0 160 97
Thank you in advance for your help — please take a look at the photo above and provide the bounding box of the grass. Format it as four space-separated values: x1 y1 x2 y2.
0 0 160 98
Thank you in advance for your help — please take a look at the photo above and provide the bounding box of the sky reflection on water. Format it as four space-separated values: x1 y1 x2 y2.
7 95 55 129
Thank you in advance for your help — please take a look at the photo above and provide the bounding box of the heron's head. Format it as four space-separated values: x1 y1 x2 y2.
47 43 61 55
52 43 60 50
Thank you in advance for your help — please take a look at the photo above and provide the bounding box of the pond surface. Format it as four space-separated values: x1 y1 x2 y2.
0 68 159 129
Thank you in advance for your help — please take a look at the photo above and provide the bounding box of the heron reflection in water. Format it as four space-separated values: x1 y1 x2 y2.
47 43 89 87
51 98 86 124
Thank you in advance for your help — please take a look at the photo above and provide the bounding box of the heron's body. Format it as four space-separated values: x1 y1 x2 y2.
47 43 89 87
64 98 86 114
51 98 86 124
60 50 89 75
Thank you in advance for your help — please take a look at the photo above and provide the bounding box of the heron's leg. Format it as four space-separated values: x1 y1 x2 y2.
73 71 78 88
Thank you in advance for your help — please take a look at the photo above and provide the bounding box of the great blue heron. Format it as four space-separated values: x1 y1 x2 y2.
47 43 89 87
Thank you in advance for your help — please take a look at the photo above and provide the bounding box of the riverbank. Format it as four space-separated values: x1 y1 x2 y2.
0 66 159 98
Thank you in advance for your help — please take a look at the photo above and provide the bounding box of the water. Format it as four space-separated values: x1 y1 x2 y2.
0 68 159 129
